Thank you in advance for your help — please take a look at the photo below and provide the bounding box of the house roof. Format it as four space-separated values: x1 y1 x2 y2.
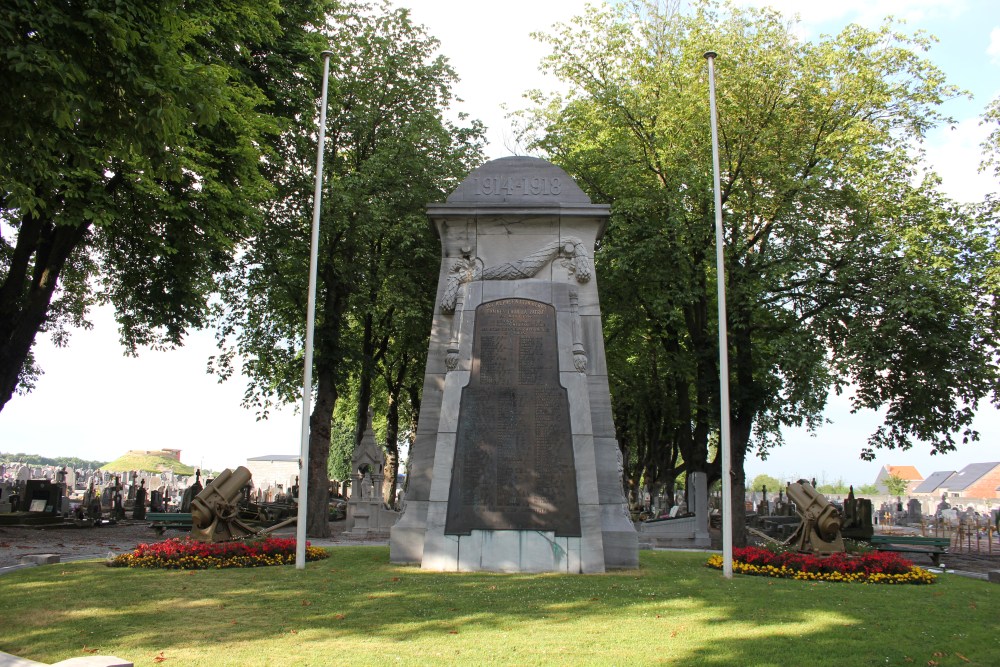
941 462 1000 491
913 471 956 494
885 465 923 480
246 455 300 463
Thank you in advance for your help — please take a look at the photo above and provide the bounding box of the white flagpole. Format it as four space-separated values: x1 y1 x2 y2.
296 50 335 569
704 51 733 579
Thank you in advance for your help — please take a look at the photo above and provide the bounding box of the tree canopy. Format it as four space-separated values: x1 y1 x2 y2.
0 0 334 411
0 452 106 470
883 473 910 498
211 1 485 535
748 473 782 495
519 0 999 539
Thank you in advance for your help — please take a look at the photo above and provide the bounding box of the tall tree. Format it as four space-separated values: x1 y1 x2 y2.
0 0 330 411
212 2 484 536
520 0 999 543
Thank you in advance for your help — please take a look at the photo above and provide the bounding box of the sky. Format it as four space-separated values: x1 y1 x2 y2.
1 0 997 487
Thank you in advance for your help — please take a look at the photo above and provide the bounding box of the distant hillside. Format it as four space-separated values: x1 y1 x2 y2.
1 452 107 470
100 452 196 475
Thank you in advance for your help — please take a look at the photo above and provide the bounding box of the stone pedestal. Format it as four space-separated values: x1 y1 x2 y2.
689 472 711 547
638 472 710 549
390 157 637 573
346 498 399 536
345 409 400 536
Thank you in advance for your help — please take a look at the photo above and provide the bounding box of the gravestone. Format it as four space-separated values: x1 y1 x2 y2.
21 480 60 514
389 156 637 573
149 490 163 513
133 482 147 520
0 481 13 513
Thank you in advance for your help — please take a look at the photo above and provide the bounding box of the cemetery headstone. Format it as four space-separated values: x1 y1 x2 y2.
22 479 60 514
181 471 203 512
149 490 163 513
133 481 147 520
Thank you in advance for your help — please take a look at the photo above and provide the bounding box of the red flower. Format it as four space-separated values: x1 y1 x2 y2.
731 546 914 576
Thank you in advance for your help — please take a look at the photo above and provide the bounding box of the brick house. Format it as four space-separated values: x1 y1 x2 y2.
938 462 1000 500
874 465 923 494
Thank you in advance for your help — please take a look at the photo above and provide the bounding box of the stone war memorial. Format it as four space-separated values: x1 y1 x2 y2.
389 156 638 573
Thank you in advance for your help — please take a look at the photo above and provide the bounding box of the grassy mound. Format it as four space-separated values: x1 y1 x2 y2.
99 452 196 475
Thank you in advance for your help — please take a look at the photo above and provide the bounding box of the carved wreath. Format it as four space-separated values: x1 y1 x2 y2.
441 237 591 313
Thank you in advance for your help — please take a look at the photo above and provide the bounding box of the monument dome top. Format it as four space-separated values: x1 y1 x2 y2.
445 156 592 205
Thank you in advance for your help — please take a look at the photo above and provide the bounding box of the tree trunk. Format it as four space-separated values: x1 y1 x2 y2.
0 215 90 412
729 421 750 548
306 371 337 538
381 354 408 506
353 313 376 447
383 388 400 507
304 273 348 538
728 262 761 549
404 381 421 494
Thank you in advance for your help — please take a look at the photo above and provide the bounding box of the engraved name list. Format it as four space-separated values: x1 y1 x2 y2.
445 298 581 537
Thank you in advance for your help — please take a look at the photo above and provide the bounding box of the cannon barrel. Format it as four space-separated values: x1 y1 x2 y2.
190 466 256 542
786 480 841 541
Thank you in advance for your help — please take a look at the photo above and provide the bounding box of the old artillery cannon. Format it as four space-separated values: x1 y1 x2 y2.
784 480 845 555
190 467 258 542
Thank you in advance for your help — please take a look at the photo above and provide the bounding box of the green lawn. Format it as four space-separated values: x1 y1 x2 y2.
1 548 995 666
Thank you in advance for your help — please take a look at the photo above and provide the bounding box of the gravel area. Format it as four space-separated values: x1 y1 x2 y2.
0 520 386 570
0 522 157 568
2 522 996 577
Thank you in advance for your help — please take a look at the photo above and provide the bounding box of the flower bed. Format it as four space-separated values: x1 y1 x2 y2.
107 537 329 570
706 546 936 584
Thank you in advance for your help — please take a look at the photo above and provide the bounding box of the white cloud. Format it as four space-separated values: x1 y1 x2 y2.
923 115 996 204
988 26 1000 65
403 0 591 159
736 0 967 31
0 306 302 471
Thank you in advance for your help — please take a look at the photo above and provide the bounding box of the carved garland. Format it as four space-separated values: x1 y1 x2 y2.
441 237 592 314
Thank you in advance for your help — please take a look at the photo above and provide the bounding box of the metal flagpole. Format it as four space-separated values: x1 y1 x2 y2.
704 51 733 579
296 50 335 570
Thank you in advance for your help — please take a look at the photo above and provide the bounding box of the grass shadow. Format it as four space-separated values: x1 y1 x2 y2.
0 548 995 666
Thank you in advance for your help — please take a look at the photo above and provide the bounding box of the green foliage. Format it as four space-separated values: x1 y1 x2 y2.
756 540 791 555
327 420 354 481
518 0 999 510
0 452 106 470
884 473 910 497
856 483 880 495
749 473 782 494
213 0 483 414
816 479 850 495
0 0 334 410
843 538 875 555
211 1 485 534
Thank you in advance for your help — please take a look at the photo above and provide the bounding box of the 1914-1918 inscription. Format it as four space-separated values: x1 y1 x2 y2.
445 299 581 537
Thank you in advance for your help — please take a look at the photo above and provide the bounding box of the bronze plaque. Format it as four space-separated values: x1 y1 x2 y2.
445 298 581 537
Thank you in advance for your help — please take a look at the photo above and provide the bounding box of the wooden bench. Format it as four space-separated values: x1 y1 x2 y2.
868 535 950 566
147 512 193 535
